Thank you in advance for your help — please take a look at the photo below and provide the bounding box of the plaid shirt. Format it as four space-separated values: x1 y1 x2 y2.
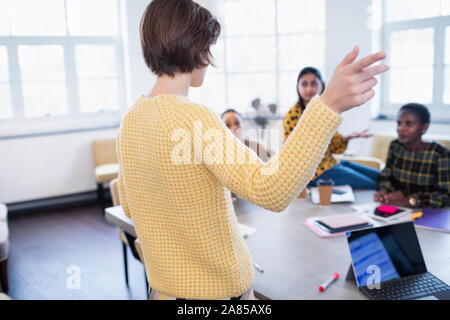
378 140 450 209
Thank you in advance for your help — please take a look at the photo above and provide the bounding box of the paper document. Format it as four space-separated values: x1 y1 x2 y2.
310 185 355 204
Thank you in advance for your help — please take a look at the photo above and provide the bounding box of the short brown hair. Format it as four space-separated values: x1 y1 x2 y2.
140 0 221 77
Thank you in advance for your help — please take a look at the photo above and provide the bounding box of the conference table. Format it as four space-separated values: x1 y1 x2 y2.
104 190 450 300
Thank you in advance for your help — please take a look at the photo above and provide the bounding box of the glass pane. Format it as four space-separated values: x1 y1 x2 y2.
78 79 119 113
190 72 226 113
224 0 275 36
0 84 13 119
278 0 325 33
279 34 325 72
0 0 10 35
211 38 225 73
19 46 66 81
75 45 116 79
442 0 450 15
279 71 300 113
23 82 68 117
227 73 277 111
446 27 450 65
445 67 450 104
9 0 66 36
389 67 433 104
226 37 276 72
385 0 440 22
0 46 9 82
67 0 118 36
390 29 434 67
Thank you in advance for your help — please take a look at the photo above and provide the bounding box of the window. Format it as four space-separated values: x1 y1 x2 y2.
0 0 125 126
190 0 326 114
0 46 13 119
380 0 450 121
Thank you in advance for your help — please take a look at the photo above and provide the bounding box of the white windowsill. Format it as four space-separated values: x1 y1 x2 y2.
0 112 123 139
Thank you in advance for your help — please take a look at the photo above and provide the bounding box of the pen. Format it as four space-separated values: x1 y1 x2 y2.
254 263 264 273
319 272 339 292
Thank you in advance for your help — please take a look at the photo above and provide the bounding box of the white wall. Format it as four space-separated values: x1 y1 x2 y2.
0 129 118 203
325 0 374 156
0 0 153 204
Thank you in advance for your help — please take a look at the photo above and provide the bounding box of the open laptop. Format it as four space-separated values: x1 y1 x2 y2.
346 221 450 300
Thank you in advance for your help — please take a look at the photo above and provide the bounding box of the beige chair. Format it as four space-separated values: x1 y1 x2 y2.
92 139 119 210
109 179 149 296
0 203 9 293
337 134 450 170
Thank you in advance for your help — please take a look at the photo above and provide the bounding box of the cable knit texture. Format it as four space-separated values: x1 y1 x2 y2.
116 94 342 299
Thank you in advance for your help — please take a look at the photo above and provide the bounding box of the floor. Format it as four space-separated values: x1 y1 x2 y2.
5 204 148 300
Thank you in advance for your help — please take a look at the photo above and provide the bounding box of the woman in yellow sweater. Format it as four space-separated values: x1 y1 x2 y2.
284 67 380 189
117 0 388 300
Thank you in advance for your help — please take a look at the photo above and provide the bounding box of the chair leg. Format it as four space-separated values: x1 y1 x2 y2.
122 242 129 286
0 259 8 293
97 183 105 211
144 268 149 299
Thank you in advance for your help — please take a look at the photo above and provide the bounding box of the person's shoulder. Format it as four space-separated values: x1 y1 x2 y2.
284 103 302 117
428 142 449 158
389 139 402 149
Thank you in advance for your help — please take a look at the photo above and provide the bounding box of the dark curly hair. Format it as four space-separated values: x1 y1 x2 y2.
399 103 431 124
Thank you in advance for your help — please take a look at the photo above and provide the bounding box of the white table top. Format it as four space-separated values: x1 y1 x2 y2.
105 190 450 300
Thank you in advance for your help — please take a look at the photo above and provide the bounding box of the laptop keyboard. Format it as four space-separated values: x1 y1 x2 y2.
363 273 450 300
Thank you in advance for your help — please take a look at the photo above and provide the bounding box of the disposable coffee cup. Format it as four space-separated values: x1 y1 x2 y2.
317 179 334 206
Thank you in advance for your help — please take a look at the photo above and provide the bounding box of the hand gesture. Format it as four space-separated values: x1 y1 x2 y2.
321 46 389 114
343 129 373 143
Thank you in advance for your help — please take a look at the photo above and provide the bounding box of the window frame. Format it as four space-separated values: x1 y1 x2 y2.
192 0 326 114
380 1 450 122
0 0 126 137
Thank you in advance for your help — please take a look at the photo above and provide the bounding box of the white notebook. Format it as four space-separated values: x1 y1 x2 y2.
310 184 355 204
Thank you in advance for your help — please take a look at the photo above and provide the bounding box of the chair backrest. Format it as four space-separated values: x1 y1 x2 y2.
92 139 118 167
109 178 120 207
370 134 450 163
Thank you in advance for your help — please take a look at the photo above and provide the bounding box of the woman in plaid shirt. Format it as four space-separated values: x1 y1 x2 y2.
374 103 449 208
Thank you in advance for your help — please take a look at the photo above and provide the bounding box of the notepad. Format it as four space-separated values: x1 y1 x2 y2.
304 213 372 238
415 208 450 233
315 214 372 233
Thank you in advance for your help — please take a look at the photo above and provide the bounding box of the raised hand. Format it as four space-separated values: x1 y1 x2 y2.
343 129 373 142
320 46 389 114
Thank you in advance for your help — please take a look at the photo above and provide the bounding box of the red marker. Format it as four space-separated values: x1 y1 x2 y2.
319 273 339 292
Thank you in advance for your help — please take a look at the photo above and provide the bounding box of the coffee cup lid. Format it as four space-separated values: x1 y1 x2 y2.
317 178 335 186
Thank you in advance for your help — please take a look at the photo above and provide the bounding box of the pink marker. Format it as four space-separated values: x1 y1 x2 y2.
319 273 339 292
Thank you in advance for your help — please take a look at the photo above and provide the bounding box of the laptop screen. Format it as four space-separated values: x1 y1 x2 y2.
346 222 427 287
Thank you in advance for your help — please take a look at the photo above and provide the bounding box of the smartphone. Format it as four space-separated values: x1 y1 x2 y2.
374 205 405 218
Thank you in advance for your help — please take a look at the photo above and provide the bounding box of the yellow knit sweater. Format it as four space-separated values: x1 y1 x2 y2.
117 94 342 299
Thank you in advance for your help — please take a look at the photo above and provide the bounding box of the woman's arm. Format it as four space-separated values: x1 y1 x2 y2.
202 48 387 212
200 98 342 212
